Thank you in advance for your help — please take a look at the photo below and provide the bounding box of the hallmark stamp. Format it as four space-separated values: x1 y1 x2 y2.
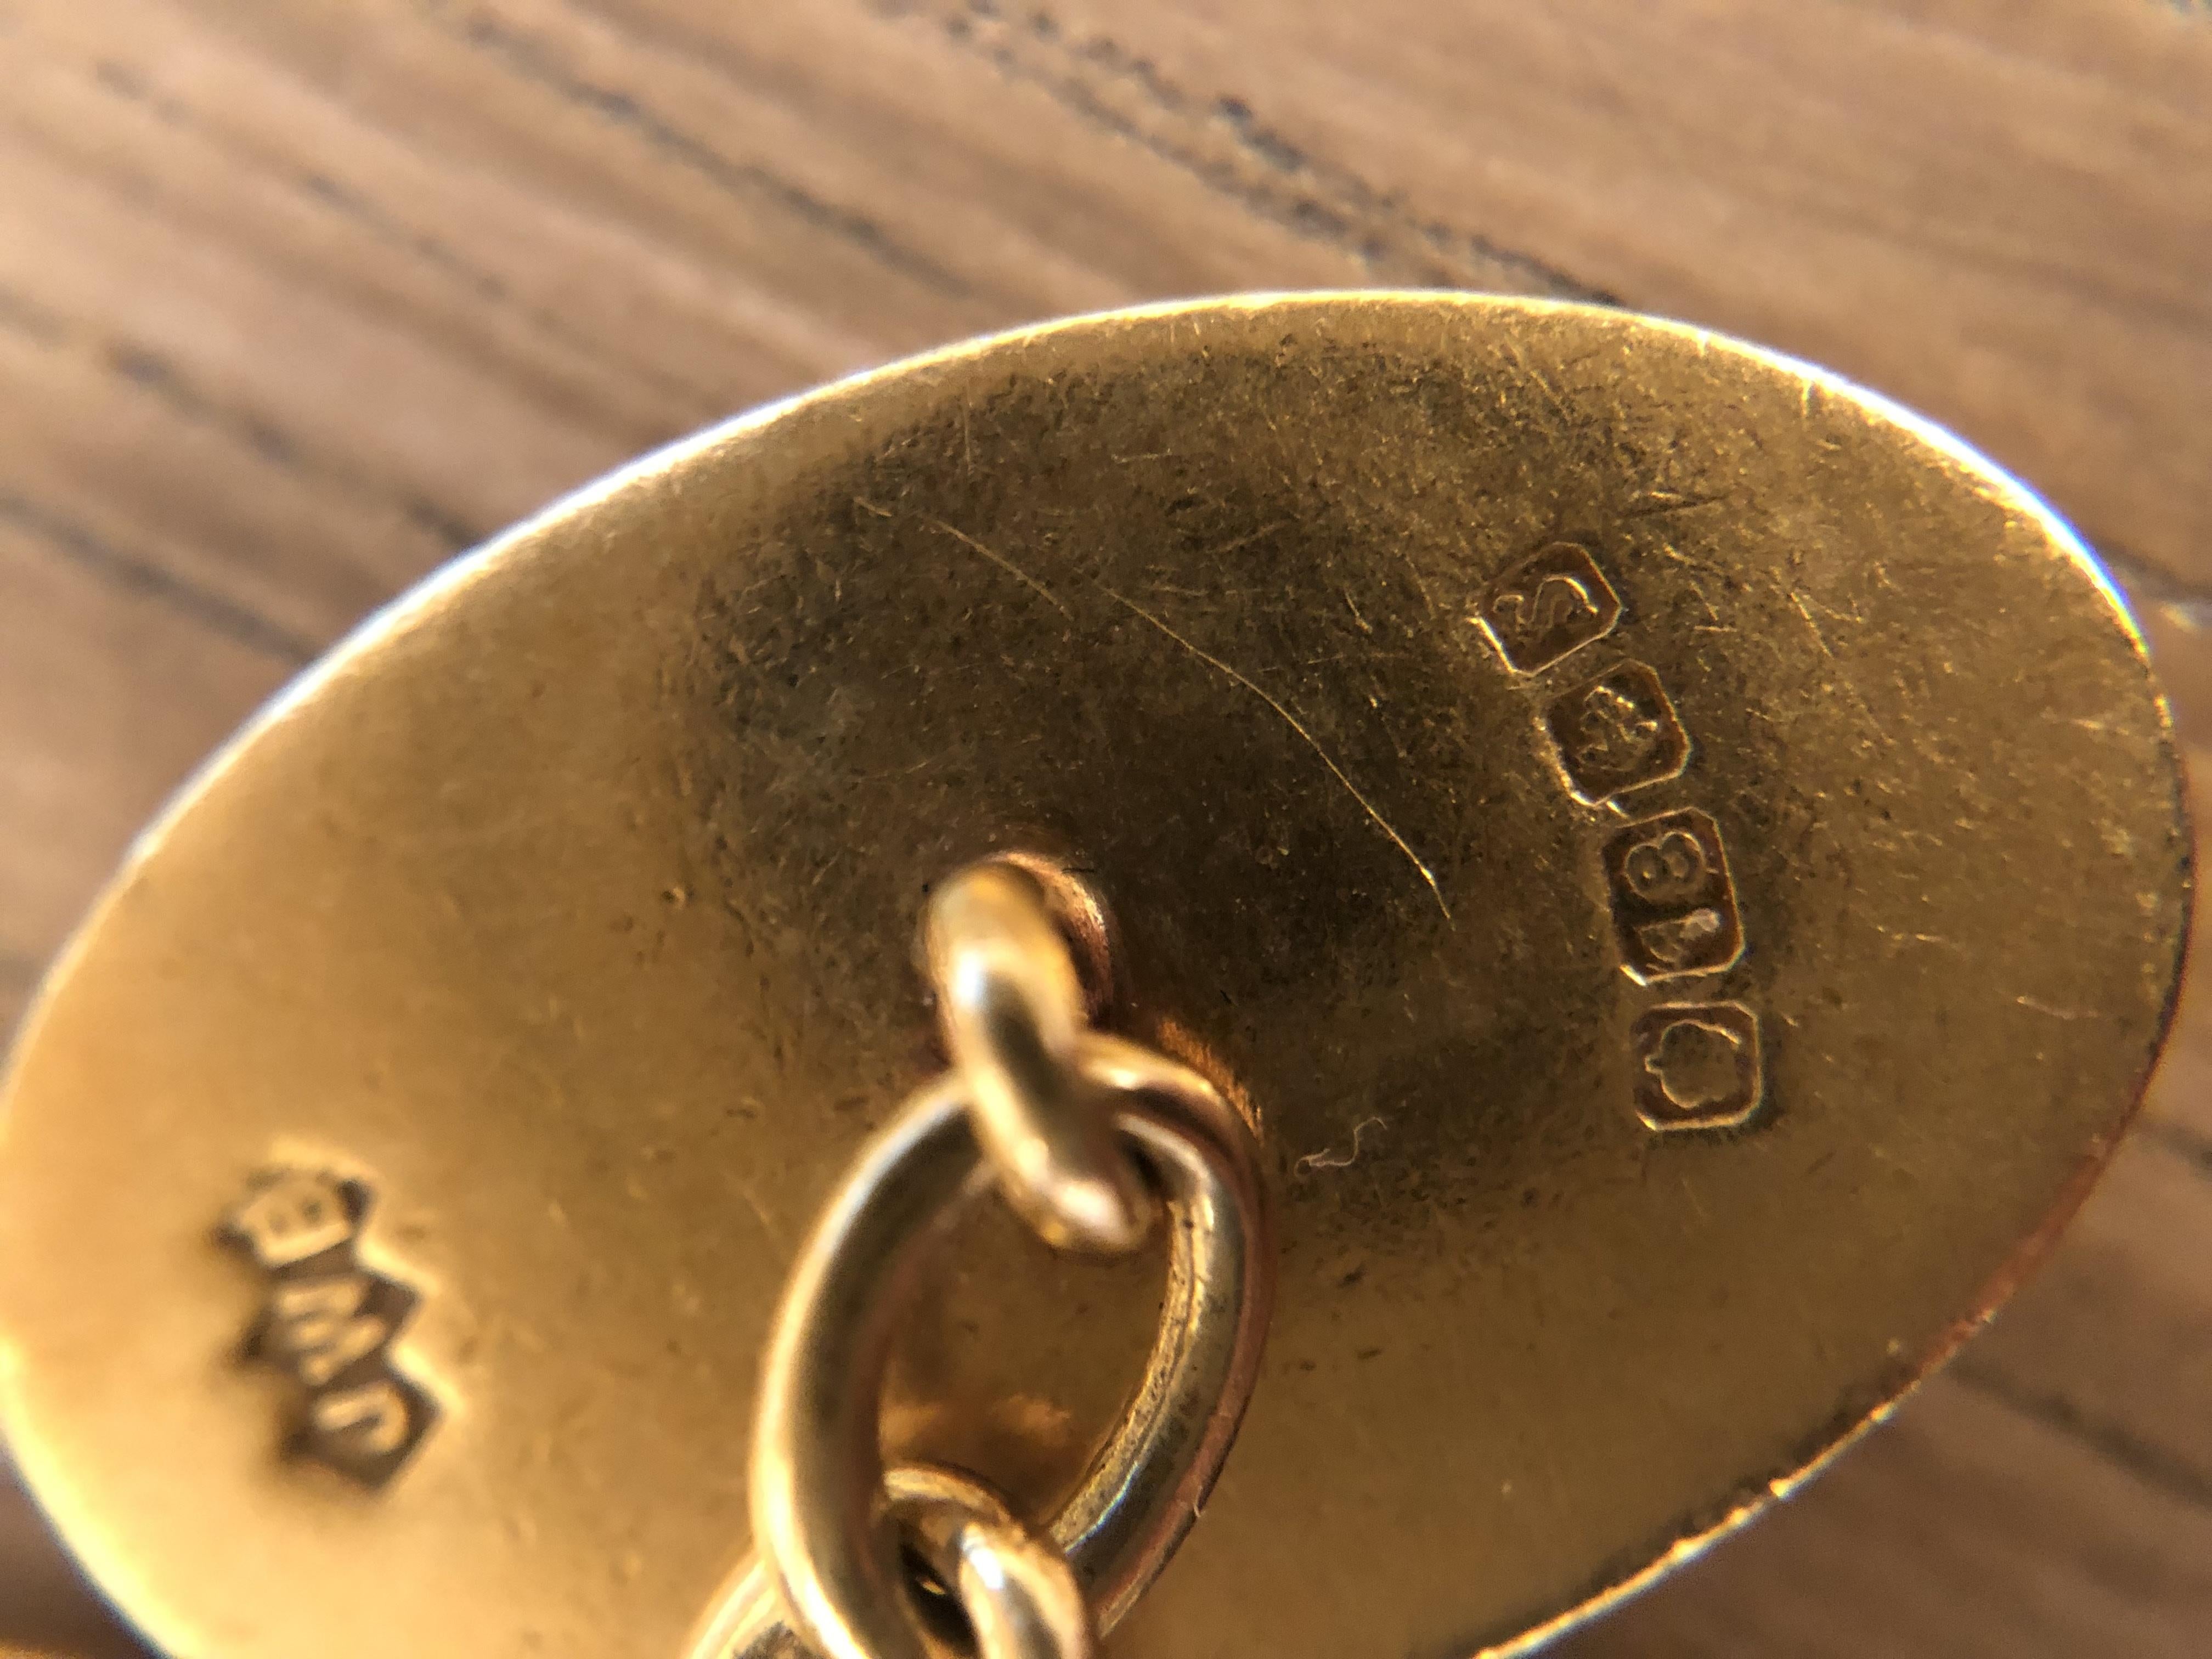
1601 807 1744 981
1475 540 1622 673
222 1168 436 1486
1541 661 1690 804
1632 1003 1763 1131
1473 534 1768 1134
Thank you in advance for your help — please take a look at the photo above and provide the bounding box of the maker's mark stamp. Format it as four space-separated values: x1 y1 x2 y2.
1632 1003 1763 1131
1601 808 1744 981
1542 661 1690 804
222 1168 437 1486
1475 540 1623 674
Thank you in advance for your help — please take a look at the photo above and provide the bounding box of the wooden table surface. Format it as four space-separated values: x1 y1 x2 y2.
2 2 2208 1655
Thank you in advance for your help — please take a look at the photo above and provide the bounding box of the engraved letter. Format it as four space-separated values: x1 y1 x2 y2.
301 1371 438 1486
222 1170 360 1268
1475 540 1623 674
265 1275 392 1388
311 1379 413 1459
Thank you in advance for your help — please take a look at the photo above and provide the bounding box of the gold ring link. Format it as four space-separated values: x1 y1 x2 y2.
686 1031 1271 1659
697 1465 1094 1659
924 864 1153 1254
883 1463 1096 1659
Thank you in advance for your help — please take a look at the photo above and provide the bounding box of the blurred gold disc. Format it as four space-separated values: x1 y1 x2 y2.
0 295 2190 1659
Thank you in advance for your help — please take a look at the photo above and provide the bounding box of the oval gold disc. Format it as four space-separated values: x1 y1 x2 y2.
0 295 2191 1659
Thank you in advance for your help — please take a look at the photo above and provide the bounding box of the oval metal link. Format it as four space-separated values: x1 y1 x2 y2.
884 1463 1094 1659
925 863 1152 1254
699 1465 1095 1659
720 1033 1269 1659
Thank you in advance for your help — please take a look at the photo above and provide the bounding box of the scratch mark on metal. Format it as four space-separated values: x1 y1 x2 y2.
1102 587 1449 917
1786 590 1837 661
1680 1173 1710 1224
1203 520 1293 562
921 514 1073 617
1500 336 1571 426
1396 544 1440 618
1622 492 1727 520
1787 582 1893 749
1655 544 1725 625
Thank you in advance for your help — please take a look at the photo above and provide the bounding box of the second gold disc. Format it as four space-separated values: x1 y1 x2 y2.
0 295 2191 1658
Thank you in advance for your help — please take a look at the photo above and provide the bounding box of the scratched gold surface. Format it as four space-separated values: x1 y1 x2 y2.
0 295 2191 1659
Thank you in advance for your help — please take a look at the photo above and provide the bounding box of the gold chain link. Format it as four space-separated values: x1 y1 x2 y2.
682 861 1273 1659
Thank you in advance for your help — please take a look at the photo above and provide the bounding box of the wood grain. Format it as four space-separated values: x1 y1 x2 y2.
0 2 2207 1654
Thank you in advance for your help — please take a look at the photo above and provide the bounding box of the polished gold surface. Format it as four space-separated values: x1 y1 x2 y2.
0 295 2190 1659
